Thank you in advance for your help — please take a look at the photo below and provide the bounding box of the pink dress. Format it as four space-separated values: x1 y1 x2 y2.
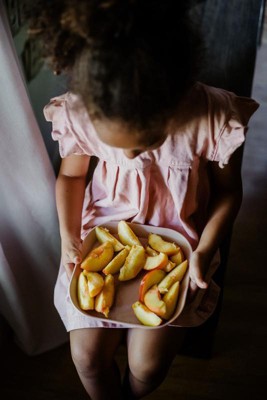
44 82 259 331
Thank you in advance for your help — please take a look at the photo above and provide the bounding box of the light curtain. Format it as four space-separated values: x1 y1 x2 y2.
0 3 67 355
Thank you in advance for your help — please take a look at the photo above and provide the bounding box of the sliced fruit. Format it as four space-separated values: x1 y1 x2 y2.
118 245 146 281
132 301 162 327
95 274 115 317
148 233 180 255
77 272 95 310
162 281 180 320
102 247 130 275
163 260 176 273
143 252 169 271
81 242 114 272
145 246 159 257
144 285 166 316
139 269 166 302
158 260 188 294
95 226 124 252
83 271 104 297
170 248 185 265
118 221 142 246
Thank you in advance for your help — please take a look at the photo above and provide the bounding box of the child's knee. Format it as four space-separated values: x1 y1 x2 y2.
71 341 112 379
128 356 168 385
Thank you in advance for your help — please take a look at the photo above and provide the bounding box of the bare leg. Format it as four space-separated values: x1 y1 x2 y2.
70 328 125 400
123 326 186 399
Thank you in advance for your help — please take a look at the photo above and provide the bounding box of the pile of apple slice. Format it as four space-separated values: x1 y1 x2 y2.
77 221 188 326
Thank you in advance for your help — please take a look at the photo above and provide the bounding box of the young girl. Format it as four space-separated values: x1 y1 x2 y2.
28 1 258 398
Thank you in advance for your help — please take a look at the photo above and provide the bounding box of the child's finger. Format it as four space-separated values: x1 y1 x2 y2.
189 255 209 290
197 279 209 289
193 274 209 289
73 254 82 264
190 267 208 290
69 249 82 264
62 249 82 279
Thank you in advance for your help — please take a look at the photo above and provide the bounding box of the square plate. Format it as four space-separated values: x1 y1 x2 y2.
69 222 192 328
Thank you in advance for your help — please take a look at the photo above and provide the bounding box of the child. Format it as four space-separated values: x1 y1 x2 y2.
28 1 258 398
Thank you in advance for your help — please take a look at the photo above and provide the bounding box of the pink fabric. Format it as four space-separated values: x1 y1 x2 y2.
44 82 259 331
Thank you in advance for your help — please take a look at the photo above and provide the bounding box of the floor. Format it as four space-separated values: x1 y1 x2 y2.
1 43 266 400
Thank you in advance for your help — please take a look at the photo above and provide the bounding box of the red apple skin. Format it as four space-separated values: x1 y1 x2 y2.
143 285 166 316
139 269 166 302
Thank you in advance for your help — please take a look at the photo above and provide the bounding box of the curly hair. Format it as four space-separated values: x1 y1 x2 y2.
27 0 202 132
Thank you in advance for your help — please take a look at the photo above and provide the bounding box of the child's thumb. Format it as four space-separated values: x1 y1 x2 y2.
192 269 208 289
70 250 82 264
195 274 208 289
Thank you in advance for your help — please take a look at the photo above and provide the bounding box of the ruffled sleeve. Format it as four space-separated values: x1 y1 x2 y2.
198 85 259 168
43 94 85 158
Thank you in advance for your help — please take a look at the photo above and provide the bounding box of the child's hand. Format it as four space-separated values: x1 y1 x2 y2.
61 237 83 280
187 251 209 302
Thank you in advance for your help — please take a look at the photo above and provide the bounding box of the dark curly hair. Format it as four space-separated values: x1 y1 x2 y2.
27 0 202 132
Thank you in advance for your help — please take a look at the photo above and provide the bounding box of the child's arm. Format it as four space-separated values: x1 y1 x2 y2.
56 154 90 279
189 146 244 294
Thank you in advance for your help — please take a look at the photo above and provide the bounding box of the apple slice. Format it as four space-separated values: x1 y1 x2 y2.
95 274 115 317
118 221 142 246
144 285 166 316
148 233 180 255
82 271 104 297
170 248 185 265
77 272 95 310
162 281 180 320
143 252 168 271
158 260 188 294
81 242 114 271
95 226 124 252
132 301 162 327
118 245 146 281
102 247 130 275
145 246 159 257
139 269 166 302
163 260 176 273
